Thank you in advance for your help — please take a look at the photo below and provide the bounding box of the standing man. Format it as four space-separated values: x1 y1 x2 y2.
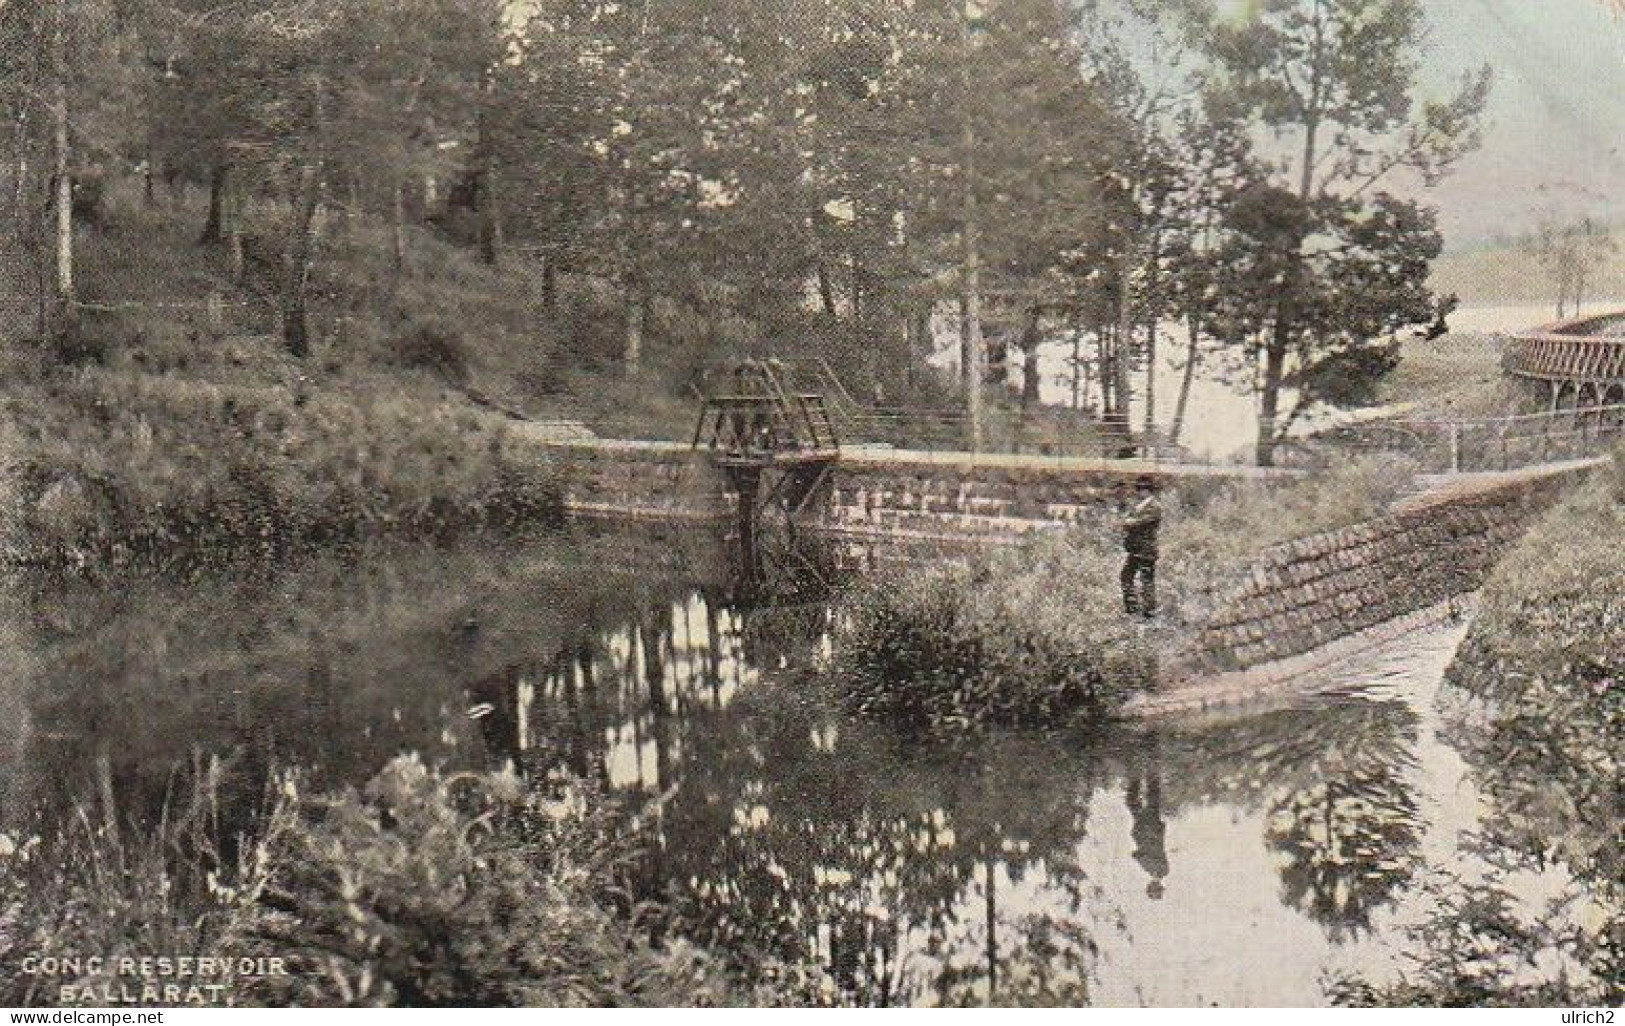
1121 475 1162 619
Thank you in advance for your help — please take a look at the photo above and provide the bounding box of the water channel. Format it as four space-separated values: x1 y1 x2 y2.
0 526 1581 1006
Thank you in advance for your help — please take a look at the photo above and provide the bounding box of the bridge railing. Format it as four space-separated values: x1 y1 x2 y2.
1504 332 1625 382
1301 404 1625 474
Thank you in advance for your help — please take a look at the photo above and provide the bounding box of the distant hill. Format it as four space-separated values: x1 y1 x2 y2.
1430 228 1625 308
1415 0 1625 247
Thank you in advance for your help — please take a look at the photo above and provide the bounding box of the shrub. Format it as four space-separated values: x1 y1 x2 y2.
0 757 786 1008
0 756 299 1008
833 534 1155 732
247 757 739 1007
43 313 113 367
389 317 472 385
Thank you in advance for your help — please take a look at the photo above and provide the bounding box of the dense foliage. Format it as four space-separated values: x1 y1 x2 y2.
5 368 564 569
0 756 810 1007
0 0 1481 455
833 534 1155 730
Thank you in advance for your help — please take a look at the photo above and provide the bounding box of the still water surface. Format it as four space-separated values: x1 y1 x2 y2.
0 529 1572 1006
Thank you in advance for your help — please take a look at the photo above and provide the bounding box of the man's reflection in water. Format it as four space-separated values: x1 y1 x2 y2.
1126 741 1169 900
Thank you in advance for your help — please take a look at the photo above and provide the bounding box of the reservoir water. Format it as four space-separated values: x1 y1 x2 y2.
0 527 1587 1005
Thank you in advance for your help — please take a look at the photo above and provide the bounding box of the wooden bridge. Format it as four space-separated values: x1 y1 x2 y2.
1506 311 1625 412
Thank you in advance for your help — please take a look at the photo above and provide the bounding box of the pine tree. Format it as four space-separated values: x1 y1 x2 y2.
1202 0 1491 464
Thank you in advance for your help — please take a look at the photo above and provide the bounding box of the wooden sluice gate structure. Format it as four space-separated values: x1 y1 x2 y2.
693 359 842 517
692 359 844 589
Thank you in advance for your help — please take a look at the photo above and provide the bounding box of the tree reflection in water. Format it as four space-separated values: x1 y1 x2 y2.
1146 699 1425 940
508 577 1430 1004
8 529 1442 1006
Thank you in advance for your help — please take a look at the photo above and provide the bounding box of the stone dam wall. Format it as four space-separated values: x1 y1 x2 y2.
531 441 732 525
1131 462 1596 717
521 436 1256 538
814 453 1229 540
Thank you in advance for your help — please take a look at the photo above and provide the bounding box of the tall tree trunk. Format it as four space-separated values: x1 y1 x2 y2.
817 261 837 317
474 80 501 266
225 172 243 282
849 250 863 326
1256 318 1290 467
958 9 983 452
1142 319 1158 445
959 292 972 386
281 162 322 358
1169 312 1202 446
477 174 501 265
984 854 999 996
391 179 409 278
623 283 644 374
1019 306 1042 410
1299 113 1320 202
1070 321 1083 410
51 0 72 309
1142 235 1163 443
1096 322 1114 420
200 163 227 244
1114 247 1136 438
616 182 641 375
1267 30 1324 468
10 108 28 218
541 256 558 311
910 306 930 387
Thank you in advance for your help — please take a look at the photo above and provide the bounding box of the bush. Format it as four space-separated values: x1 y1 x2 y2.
389 318 472 385
0 756 298 1008
248 757 738 1007
833 534 1155 732
0 757 793 1008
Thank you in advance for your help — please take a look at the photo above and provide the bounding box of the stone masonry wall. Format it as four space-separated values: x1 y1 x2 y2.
1171 464 1593 679
812 459 1148 540
527 440 732 524
810 453 1255 541
521 437 1255 537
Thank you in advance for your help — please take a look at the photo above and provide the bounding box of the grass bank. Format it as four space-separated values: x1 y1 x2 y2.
1 185 593 569
3 368 565 570
1155 454 1419 628
1373 332 1522 417
834 534 1157 732
0 755 820 1007
1445 463 1622 886
830 456 1417 730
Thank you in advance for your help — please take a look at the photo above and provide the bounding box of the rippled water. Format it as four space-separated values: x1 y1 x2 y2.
0 528 1578 1005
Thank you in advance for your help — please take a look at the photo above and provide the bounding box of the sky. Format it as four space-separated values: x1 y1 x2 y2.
1409 0 1625 247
